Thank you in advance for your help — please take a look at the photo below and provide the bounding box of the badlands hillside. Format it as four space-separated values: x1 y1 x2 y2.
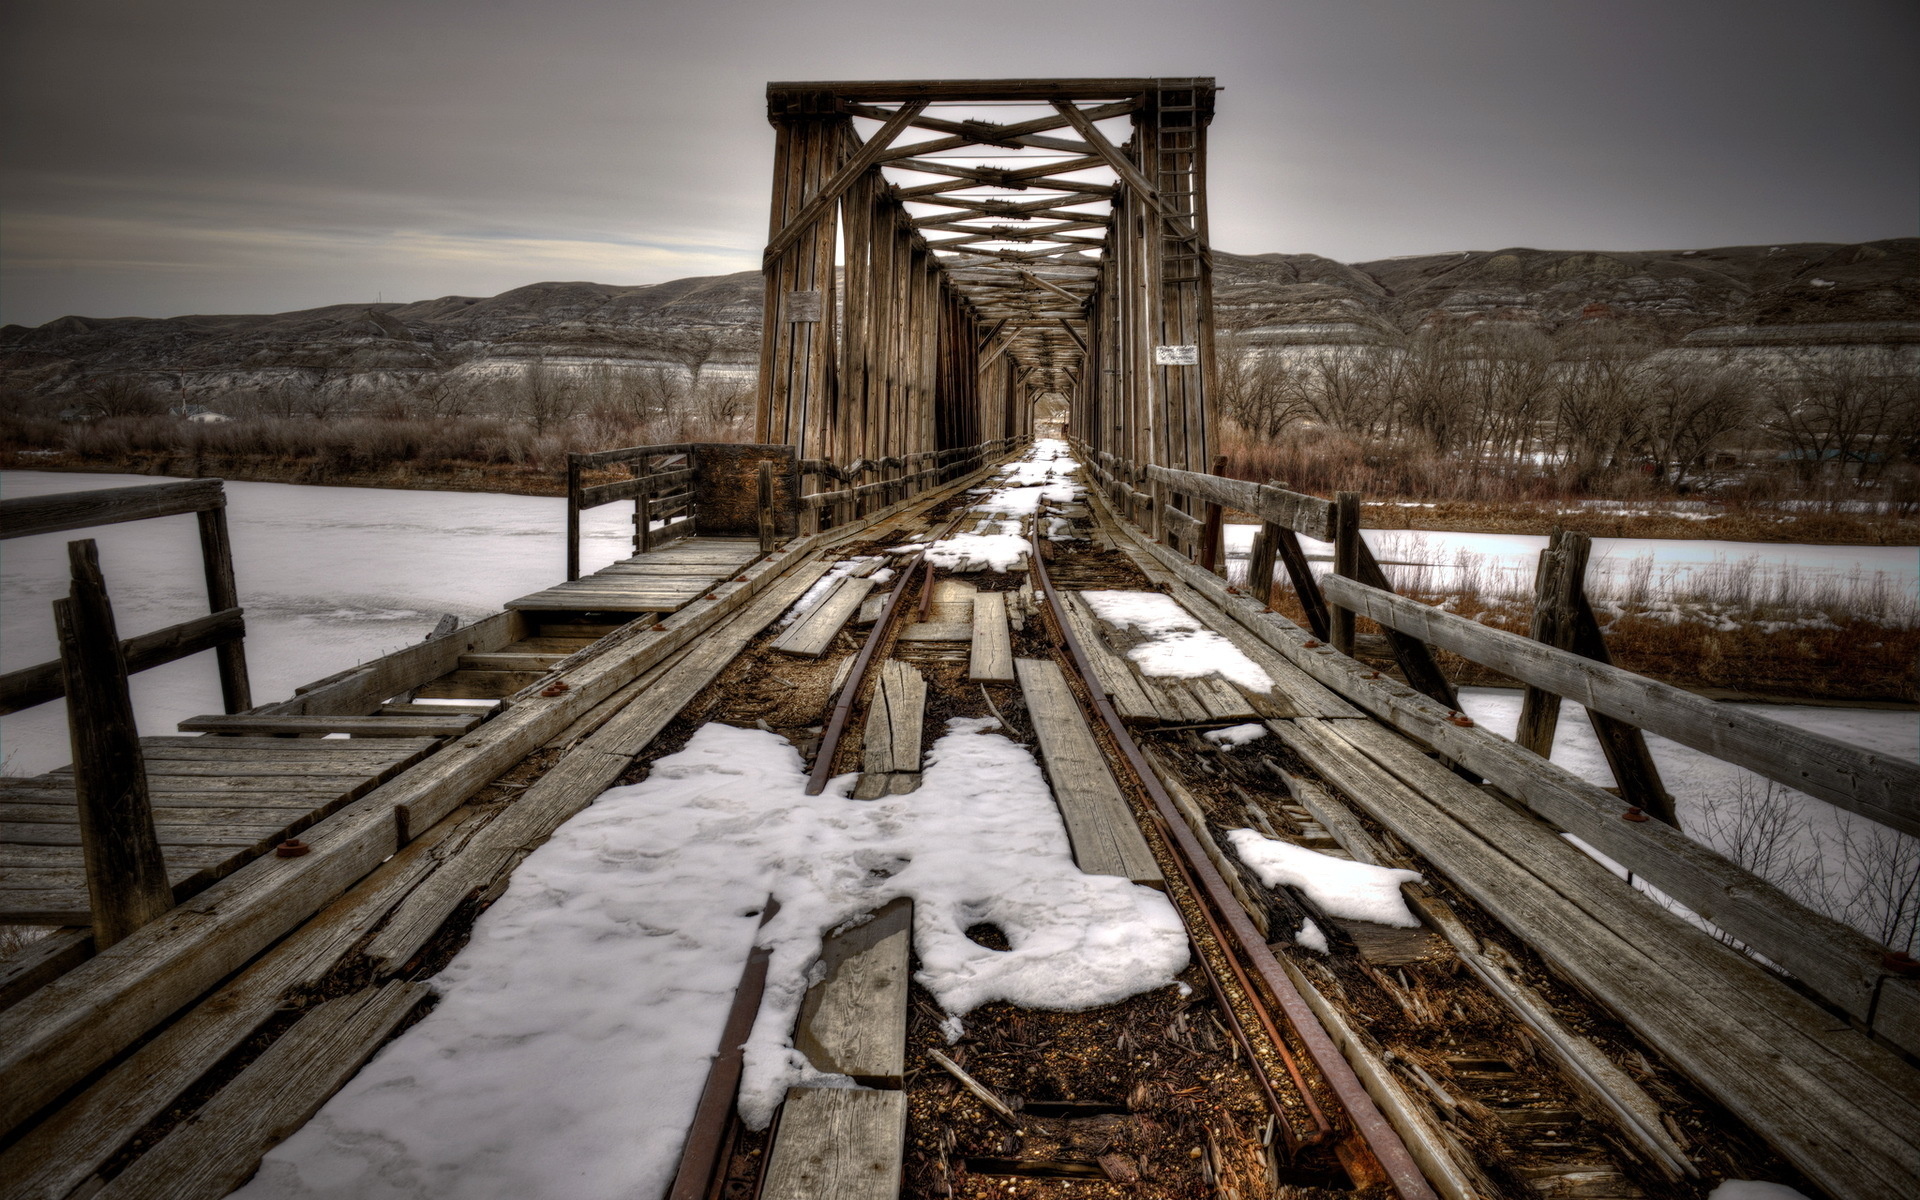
2 239 1914 403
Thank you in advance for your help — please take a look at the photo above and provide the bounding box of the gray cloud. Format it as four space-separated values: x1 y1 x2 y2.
3 0 1914 325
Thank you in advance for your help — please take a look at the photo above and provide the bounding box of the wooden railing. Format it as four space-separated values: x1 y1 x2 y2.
798 438 1022 529
1077 441 1920 1056
0 479 250 716
565 444 698 580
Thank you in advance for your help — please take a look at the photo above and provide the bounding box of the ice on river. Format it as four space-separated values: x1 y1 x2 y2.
0 471 637 776
232 720 1187 1200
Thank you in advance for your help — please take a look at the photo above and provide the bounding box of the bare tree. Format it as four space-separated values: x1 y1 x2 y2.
1552 323 1657 479
1213 334 1311 439
509 360 579 434
658 329 720 390
84 375 165 418
1639 359 1752 488
1767 351 1909 484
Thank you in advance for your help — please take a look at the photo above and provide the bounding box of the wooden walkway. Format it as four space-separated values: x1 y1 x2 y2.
0 737 438 925
506 537 765 614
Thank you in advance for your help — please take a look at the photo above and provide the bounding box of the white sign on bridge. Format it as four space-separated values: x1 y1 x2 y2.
1153 344 1199 365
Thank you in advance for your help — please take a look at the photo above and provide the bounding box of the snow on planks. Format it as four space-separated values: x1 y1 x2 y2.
774 574 878 657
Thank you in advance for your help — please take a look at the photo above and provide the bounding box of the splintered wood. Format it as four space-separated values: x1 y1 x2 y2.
855 660 925 799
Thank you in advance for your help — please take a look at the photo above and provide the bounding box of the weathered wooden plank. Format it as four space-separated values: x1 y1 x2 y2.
0 928 90 1014
94 982 428 1199
861 661 926 776
1057 594 1163 721
0 804 490 1200
174 714 478 733
0 478 224 541
967 591 1014 682
773 575 876 657
411 669 549 701
1274 717 1920 1200
1320 573 1920 838
794 898 911 1085
253 611 521 719
577 467 694 509
454 652 566 672
1144 465 1335 540
2 821 288 848
1014 658 1162 886
758 1087 907 1200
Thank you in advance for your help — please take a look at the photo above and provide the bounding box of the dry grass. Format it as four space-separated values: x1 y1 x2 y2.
0 410 752 493
1222 426 1920 546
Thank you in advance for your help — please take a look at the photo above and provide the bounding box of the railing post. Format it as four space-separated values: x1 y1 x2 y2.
1198 454 1226 575
757 460 776 553
1330 491 1361 656
1525 528 1675 823
1516 528 1583 757
55 539 174 949
193 499 251 713
636 460 655 557
1248 522 1278 608
565 454 582 581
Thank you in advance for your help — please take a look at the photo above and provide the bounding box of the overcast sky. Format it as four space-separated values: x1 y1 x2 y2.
2 0 1914 327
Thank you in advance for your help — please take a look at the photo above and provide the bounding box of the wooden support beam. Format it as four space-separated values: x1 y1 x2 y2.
763 101 928 266
54 540 173 950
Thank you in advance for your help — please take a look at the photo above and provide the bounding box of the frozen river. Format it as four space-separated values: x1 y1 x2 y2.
1 471 635 776
3 470 1913 781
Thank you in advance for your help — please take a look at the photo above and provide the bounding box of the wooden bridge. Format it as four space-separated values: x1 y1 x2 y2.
2 78 1917 1200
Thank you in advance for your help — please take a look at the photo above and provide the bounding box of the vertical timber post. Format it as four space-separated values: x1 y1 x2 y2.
55 539 173 948
1330 491 1361 656
1249 522 1280 608
1198 453 1226 574
565 454 582 581
193 496 251 713
757 460 776 553
1516 529 1582 756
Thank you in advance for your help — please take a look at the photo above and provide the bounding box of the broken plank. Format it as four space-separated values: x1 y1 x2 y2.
1013 658 1162 886
862 661 926 776
794 898 911 1085
968 591 1014 682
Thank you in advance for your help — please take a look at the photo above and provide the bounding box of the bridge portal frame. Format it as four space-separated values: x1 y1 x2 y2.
757 78 1219 494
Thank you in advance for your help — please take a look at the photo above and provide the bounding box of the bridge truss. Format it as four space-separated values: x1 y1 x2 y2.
757 77 1219 479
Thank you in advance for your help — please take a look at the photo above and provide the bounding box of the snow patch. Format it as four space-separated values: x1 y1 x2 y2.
1203 723 1268 747
1079 590 1273 692
1227 830 1424 927
1295 918 1330 954
235 721 1186 1200
922 532 1031 573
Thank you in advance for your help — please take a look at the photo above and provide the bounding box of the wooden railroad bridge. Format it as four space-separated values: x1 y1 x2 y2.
1 78 1917 1200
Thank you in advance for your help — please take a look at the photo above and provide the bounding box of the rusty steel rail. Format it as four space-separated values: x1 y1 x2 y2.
1027 531 1440 1200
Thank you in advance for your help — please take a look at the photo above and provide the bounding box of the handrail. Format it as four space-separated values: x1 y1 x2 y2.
0 478 225 541
1319 572 1920 839
1144 463 1337 542
0 479 250 713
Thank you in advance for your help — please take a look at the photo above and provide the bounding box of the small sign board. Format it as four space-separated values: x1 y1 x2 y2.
1154 344 1199 365
784 290 823 323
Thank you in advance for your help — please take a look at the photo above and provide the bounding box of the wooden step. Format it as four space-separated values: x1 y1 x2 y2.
456 653 566 672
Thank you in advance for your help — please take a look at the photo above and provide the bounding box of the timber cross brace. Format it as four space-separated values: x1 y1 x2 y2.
757 78 1220 494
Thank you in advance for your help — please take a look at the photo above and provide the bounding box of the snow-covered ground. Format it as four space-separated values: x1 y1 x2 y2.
1223 522 1919 607
0 471 636 776
233 719 1187 1200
